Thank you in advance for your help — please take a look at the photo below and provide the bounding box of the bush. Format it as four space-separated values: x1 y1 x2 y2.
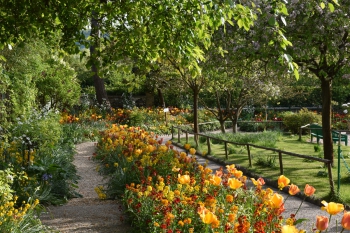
281 108 321 134
9 110 62 151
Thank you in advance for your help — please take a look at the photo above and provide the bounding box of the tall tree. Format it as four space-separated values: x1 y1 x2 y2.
283 1 350 164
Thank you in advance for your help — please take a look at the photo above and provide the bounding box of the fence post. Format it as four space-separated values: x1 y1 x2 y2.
278 151 283 175
327 162 335 195
207 137 211 155
224 142 228 160
171 126 174 140
186 131 188 144
247 144 252 167
177 128 181 143
338 132 341 194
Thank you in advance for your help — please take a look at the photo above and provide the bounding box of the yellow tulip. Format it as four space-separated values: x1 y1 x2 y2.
270 193 284 209
184 143 191 150
227 178 243 190
189 148 196 155
278 175 290 190
321 201 344 215
281 225 299 233
209 175 222 186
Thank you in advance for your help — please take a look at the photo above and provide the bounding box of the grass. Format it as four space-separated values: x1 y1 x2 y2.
174 131 350 206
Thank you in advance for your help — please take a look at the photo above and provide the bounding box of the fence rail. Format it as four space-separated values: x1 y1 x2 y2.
171 125 335 195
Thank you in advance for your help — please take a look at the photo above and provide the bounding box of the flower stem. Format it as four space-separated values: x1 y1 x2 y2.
294 196 305 217
325 215 332 233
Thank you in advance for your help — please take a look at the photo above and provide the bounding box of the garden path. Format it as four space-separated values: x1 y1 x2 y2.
40 141 132 233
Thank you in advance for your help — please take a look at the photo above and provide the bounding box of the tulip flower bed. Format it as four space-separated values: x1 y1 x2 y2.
94 124 350 232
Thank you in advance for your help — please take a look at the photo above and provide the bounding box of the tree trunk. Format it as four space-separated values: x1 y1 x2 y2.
193 85 200 147
90 7 109 106
321 78 334 164
219 120 226 133
157 88 165 107
231 107 243 133
145 92 154 107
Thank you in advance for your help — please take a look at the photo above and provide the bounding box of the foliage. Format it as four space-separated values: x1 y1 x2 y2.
281 108 321 134
238 121 283 132
9 110 62 151
0 39 81 125
0 110 89 206
35 57 81 110
0 168 50 233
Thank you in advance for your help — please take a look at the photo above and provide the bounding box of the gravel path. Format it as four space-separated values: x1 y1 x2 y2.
40 142 132 233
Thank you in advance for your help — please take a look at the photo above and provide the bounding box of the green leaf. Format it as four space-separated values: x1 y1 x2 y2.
0 55 6 61
294 68 299 80
237 19 243 28
281 6 289 16
320 2 325 9
332 0 340 6
328 3 335 12
294 218 308 225
227 19 234 26
268 17 276 26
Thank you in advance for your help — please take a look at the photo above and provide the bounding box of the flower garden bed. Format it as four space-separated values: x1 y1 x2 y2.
94 124 350 232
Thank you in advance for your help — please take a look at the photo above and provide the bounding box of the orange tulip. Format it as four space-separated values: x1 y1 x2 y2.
281 225 299 233
288 184 300 196
304 184 316 196
227 178 243 190
321 201 344 215
178 174 191 184
278 175 290 190
251 177 265 186
270 193 284 209
316 216 329 231
215 169 223 177
341 211 350 230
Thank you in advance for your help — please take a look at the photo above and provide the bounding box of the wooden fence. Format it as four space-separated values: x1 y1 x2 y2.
171 125 335 194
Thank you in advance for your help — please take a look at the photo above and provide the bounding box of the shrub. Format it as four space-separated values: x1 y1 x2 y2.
281 108 321 134
9 110 62 151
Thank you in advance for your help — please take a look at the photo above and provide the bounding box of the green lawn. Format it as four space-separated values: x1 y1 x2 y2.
174 133 350 206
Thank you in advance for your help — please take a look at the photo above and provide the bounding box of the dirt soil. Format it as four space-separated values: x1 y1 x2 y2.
40 142 133 233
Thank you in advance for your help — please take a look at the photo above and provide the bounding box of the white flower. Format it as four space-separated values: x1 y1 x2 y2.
344 110 348 114
6 175 13 182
